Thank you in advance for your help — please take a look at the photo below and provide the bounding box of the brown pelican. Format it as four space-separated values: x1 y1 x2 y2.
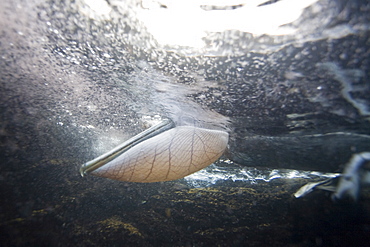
80 119 229 182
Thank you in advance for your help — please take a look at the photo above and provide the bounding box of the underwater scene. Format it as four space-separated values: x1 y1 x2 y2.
0 0 369 246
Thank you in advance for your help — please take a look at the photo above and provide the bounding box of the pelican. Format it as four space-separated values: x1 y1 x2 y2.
80 119 229 182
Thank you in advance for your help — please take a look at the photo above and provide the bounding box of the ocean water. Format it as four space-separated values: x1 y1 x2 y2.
0 0 369 246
